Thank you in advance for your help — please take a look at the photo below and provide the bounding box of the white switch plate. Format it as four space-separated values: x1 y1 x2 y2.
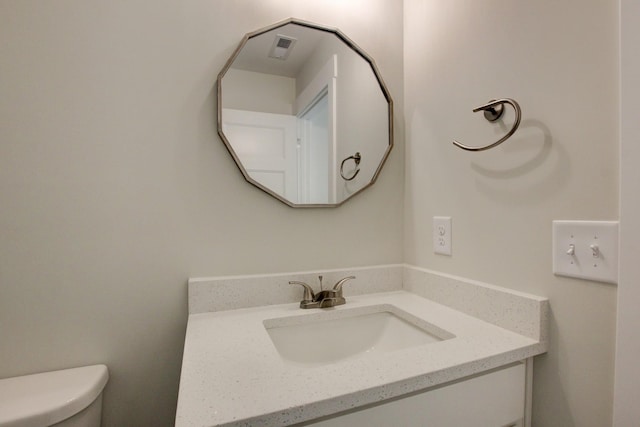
433 216 452 256
552 220 619 284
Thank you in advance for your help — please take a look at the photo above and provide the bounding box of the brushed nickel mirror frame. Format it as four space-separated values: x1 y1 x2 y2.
217 18 394 208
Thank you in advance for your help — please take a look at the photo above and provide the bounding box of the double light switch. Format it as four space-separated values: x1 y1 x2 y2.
552 220 619 284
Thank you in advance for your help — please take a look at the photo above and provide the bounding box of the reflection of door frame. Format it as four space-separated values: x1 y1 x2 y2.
296 55 337 204
298 89 329 204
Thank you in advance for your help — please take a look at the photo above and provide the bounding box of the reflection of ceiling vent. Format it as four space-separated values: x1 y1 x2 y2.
268 34 297 60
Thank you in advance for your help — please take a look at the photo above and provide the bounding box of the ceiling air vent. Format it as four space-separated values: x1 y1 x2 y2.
268 34 297 60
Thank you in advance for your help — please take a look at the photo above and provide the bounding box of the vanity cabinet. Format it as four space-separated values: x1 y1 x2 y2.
178 276 548 427
306 362 528 427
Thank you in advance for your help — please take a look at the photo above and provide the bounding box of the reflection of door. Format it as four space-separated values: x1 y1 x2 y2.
222 108 298 201
298 92 331 204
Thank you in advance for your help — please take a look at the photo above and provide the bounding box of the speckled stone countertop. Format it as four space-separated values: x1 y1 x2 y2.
175 287 548 427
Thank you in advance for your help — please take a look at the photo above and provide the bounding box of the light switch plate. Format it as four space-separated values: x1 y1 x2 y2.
433 216 452 256
552 220 619 284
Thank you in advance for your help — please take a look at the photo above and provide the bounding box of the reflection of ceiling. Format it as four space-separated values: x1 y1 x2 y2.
231 23 328 78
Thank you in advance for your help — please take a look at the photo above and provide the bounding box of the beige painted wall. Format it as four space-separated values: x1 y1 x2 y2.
0 1 404 426
1 0 626 426
613 0 640 424
222 69 296 115
403 1 618 426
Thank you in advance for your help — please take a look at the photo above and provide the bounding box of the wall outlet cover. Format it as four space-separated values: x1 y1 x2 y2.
433 216 452 256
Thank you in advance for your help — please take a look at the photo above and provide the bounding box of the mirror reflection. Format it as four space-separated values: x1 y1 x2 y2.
218 19 393 207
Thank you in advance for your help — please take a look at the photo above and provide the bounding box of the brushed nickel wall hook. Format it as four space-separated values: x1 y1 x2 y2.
340 152 361 181
453 98 522 152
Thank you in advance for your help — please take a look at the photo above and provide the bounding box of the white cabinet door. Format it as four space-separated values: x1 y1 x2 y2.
308 363 525 427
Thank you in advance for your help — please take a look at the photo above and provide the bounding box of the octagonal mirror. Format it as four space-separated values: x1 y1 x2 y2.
217 18 393 207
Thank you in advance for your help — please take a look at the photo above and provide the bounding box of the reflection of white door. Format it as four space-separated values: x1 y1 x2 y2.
298 92 331 204
222 108 298 202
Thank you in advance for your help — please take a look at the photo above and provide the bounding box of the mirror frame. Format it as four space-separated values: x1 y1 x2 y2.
217 18 394 208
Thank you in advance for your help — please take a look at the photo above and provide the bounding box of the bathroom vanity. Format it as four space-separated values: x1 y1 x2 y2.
175 265 548 427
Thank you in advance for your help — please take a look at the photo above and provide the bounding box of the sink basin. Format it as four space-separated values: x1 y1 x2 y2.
264 305 454 366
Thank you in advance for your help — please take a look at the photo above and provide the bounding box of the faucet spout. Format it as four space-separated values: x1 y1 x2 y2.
289 281 315 303
332 276 356 292
289 275 356 309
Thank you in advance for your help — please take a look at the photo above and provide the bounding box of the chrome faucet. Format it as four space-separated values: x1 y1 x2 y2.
289 275 355 309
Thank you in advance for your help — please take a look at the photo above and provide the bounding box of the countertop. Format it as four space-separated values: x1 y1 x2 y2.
175 290 547 427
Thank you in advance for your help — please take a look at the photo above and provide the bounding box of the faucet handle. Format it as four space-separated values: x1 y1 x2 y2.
332 276 356 292
289 281 315 302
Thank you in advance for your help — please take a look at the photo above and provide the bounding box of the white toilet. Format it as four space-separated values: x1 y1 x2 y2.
0 365 108 427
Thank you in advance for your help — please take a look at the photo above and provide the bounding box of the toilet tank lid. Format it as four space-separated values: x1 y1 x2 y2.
0 365 108 427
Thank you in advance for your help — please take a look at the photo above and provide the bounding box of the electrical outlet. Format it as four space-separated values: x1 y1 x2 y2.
433 216 452 256
552 220 619 284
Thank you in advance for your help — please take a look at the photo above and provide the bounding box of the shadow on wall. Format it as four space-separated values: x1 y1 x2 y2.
469 119 569 206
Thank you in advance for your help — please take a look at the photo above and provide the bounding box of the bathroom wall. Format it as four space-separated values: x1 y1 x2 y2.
0 1 404 426
222 69 296 115
1 0 626 426
403 1 618 426
613 0 640 424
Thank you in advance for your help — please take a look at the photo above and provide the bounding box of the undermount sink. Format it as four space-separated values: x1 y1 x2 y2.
263 305 455 366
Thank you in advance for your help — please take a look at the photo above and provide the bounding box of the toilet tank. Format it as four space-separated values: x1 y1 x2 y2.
0 365 109 427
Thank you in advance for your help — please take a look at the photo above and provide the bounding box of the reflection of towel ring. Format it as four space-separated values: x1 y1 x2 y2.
340 152 361 181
